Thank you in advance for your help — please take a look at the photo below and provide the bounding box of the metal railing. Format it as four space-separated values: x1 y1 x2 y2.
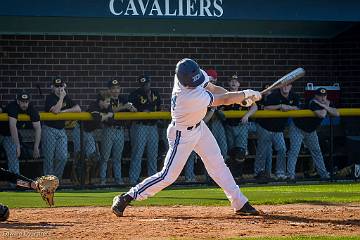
0 109 359 188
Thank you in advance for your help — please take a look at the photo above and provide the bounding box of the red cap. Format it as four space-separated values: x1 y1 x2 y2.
205 69 218 79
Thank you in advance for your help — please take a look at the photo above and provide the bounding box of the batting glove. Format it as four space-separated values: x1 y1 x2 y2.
240 98 254 107
243 90 262 101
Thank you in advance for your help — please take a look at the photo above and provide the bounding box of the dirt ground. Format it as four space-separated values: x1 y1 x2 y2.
1 203 359 240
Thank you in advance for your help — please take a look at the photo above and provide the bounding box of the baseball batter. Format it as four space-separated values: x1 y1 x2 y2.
112 58 262 216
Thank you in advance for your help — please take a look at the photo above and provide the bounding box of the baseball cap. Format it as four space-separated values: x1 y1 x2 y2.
138 75 150 84
205 69 218 80
108 79 120 88
17 92 30 101
53 78 65 87
315 88 327 96
231 74 238 80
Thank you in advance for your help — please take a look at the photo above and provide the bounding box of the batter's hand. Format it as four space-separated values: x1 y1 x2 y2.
33 146 40 159
125 102 137 112
242 90 262 102
59 88 67 99
16 144 21 158
241 116 249 124
240 98 254 107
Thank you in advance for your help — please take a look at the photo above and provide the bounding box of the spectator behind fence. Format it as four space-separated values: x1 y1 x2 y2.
101 79 136 185
74 91 113 185
223 75 258 178
254 84 299 181
42 78 81 179
287 88 339 181
128 75 161 185
0 92 41 175
255 84 274 178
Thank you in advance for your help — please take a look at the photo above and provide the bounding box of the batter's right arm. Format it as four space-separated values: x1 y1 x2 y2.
211 90 261 106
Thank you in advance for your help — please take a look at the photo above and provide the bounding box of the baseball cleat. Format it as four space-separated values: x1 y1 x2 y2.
235 202 260 216
112 194 133 217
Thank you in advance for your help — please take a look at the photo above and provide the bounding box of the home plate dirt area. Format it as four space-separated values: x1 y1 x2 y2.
1 204 359 240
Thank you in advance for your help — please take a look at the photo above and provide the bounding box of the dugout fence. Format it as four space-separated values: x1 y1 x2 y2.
0 109 359 188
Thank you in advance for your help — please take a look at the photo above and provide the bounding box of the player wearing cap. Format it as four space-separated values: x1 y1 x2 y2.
75 91 113 185
254 84 299 181
42 78 81 179
111 58 262 217
100 79 135 185
0 92 41 174
287 88 339 181
128 75 162 185
255 83 274 180
223 75 258 178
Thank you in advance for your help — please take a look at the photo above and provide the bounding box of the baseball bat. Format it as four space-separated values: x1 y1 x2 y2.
242 67 305 105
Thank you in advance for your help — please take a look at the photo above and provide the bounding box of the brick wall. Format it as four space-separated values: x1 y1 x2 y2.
333 24 360 107
1 26 359 110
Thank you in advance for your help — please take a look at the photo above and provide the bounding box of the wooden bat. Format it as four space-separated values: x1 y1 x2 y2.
242 67 305 105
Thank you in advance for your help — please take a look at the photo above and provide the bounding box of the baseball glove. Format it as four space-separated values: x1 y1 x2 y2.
35 175 59 207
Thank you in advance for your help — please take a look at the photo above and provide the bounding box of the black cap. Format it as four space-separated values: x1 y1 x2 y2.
53 78 65 87
138 75 150 84
315 87 327 96
108 79 120 88
17 92 30 101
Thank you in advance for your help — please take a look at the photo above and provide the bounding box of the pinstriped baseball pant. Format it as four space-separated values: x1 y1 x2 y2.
101 127 124 184
209 120 228 158
129 124 159 184
226 122 257 152
254 124 286 176
127 121 249 212
72 124 97 158
42 125 68 178
287 123 329 178
0 136 19 174
184 151 196 181
71 123 81 155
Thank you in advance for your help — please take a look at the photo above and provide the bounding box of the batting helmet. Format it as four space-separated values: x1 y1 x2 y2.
175 58 206 87
0 204 9 221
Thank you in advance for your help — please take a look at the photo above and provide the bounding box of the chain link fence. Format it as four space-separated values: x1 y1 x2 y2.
1 114 359 187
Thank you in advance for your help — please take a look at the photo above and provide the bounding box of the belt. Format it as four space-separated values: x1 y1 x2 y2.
172 121 201 130
187 122 201 130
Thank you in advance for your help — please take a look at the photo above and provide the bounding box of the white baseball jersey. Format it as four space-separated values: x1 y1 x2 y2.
127 71 249 212
171 72 213 127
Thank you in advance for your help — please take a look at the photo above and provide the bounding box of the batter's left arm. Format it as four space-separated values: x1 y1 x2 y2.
211 90 261 107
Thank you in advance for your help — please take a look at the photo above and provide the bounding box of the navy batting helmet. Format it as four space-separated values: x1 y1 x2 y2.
175 58 206 87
